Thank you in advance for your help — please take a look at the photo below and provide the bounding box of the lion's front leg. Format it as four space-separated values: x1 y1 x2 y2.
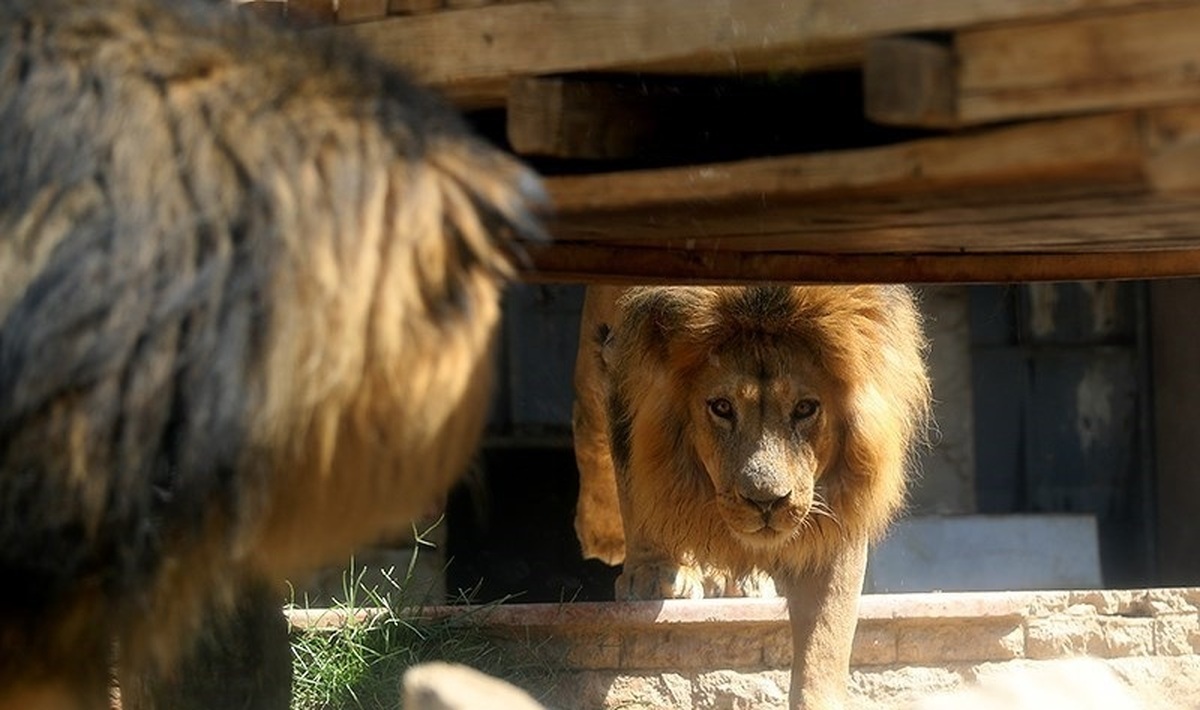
780 537 868 710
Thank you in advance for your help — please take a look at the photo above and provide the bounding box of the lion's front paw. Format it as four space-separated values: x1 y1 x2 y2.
575 510 626 566
615 561 706 600
725 568 778 598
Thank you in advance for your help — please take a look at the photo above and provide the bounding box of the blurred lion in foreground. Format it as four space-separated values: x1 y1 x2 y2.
574 284 930 709
0 0 544 708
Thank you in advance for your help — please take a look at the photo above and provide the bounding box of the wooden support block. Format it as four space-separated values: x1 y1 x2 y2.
507 76 663 159
1144 105 1200 193
337 0 388 23
388 0 442 14
868 5 1200 128
864 36 960 129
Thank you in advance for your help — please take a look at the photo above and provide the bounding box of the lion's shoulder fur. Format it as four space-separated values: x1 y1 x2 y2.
605 284 931 573
0 0 543 683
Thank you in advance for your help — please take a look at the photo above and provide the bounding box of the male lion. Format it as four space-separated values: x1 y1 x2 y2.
0 1 544 708
574 284 930 709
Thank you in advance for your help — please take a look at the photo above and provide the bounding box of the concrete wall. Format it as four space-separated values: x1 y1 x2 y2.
909 286 977 515
1150 279 1200 585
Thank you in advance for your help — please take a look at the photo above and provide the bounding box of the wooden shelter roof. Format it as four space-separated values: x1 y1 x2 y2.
248 0 1200 283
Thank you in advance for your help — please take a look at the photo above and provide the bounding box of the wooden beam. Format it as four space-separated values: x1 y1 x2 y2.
387 0 442 14
867 4 1200 128
288 0 336 23
334 0 1157 107
337 0 388 23
522 244 1200 285
520 104 1200 283
547 111 1148 213
554 195 1200 254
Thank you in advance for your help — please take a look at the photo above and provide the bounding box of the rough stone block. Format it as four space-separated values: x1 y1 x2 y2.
849 664 966 706
1025 617 1105 659
694 670 788 710
403 662 545 710
602 673 695 710
622 629 762 670
852 623 899 666
564 632 622 669
1154 614 1200 655
761 627 792 668
897 621 1023 663
1101 618 1155 657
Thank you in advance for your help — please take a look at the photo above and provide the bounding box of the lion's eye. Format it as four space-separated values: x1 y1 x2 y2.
793 399 820 421
707 397 735 420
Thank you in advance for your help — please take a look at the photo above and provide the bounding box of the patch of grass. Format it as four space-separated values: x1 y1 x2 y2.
288 520 558 710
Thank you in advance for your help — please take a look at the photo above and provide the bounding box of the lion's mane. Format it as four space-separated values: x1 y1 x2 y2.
606 285 931 575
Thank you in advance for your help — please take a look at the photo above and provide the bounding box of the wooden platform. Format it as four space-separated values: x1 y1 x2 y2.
245 0 1200 283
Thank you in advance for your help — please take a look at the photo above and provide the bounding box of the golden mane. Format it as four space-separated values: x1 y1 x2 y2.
606 285 931 574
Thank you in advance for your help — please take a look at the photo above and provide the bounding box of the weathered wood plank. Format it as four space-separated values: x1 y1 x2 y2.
522 244 1200 285
288 0 336 23
547 112 1148 212
387 0 442 15
336 0 1155 106
867 3 1200 128
552 194 1200 254
524 104 1200 283
337 0 388 23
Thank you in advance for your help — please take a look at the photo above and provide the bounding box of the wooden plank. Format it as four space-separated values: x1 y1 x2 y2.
338 0 389 23
521 244 1200 285
547 112 1148 213
867 4 1200 128
237 0 288 21
519 104 1200 283
553 194 1200 254
334 0 1155 107
289 0 336 23
388 0 442 14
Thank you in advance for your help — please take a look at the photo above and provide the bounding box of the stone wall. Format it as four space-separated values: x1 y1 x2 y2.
436 589 1200 709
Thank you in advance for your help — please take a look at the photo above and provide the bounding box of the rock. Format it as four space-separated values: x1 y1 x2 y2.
905 658 1144 709
402 663 546 710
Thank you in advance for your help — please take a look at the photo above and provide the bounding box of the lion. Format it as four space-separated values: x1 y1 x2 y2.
573 284 931 709
0 1 544 708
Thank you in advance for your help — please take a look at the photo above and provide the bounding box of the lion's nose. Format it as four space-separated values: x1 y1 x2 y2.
739 488 790 514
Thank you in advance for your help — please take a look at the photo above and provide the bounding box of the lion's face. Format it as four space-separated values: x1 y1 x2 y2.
686 341 838 550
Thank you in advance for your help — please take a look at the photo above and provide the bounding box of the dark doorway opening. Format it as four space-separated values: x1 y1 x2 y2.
445 445 619 604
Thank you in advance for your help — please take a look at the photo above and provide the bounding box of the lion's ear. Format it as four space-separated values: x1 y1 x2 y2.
614 287 712 365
